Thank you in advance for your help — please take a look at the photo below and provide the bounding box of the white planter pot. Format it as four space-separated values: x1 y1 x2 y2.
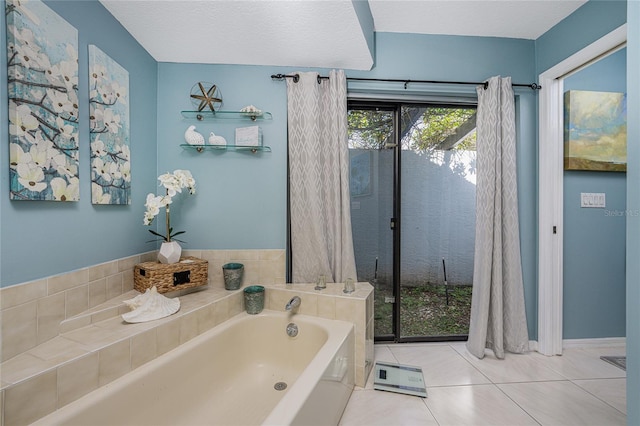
158 241 182 264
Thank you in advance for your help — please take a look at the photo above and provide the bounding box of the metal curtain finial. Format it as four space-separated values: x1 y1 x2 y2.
270 73 300 83
271 73 331 84
482 81 541 90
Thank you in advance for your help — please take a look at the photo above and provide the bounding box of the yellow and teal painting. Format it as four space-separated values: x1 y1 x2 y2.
564 90 627 172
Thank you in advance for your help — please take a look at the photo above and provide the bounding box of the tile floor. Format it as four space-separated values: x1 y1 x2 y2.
339 342 626 425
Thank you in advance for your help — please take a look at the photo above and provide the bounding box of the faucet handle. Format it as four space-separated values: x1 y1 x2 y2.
285 296 301 312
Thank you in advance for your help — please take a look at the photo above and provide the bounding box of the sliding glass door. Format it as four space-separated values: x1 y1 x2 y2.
349 101 477 342
398 105 476 341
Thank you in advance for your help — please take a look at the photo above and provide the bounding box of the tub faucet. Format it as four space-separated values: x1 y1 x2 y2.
286 296 301 312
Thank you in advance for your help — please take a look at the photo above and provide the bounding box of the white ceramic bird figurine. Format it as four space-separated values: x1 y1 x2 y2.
209 132 227 145
184 125 205 145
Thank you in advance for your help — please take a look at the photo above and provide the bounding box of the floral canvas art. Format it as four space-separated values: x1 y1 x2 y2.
89 45 130 204
6 0 79 201
564 90 627 172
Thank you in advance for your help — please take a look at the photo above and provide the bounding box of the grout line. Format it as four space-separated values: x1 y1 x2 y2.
446 342 494 384
425 382 506 389
493 382 543 426
570 378 627 415
419 396 441 426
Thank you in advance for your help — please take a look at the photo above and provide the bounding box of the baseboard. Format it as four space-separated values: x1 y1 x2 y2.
562 337 626 348
528 338 625 354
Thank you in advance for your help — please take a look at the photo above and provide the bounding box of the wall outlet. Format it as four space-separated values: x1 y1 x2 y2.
580 192 606 208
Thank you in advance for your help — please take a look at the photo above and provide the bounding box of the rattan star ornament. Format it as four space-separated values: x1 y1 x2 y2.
190 82 222 112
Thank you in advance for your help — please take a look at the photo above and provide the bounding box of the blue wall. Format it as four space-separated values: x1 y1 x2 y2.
626 1 639 423
563 49 626 339
536 0 627 75
0 0 158 287
156 64 289 250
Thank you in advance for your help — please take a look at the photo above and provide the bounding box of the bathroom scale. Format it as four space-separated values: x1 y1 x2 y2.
373 362 427 398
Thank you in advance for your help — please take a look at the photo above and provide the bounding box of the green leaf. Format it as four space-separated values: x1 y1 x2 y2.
147 229 168 241
146 238 165 243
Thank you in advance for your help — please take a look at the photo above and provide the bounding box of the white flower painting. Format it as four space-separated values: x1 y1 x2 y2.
6 0 79 201
89 45 130 204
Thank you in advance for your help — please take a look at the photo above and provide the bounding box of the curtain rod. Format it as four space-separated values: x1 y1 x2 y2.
270 73 541 90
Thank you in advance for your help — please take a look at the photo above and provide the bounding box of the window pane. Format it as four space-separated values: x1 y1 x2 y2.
348 107 395 337
401 107 476 152
400 105 476 338
348 109 394 149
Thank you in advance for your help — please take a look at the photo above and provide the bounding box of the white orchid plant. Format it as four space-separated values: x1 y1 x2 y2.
144 170 196 243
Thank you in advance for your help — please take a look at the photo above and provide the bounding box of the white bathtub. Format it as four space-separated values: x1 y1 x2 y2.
32 310 355 426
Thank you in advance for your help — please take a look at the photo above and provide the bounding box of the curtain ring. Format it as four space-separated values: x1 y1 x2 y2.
404 80 409 90
483 81 489 90
293 74 300 83
317 75 322 84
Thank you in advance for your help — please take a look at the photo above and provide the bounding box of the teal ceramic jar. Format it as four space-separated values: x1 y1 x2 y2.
222 263 244 290
243 285 265 314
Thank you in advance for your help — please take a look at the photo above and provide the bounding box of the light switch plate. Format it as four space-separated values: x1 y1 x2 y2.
581 192 606 208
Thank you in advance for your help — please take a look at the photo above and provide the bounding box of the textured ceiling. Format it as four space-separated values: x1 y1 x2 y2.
100 0 587 71
100 0 374 69
369 0 587 39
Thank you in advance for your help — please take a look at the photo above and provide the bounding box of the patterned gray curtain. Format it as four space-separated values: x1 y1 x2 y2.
466 76 530 359
287 70 357 283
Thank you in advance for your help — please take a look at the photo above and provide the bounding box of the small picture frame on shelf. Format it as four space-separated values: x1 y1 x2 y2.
235 126 262 147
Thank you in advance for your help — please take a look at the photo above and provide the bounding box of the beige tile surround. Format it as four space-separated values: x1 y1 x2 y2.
0 249 373 426
1 286 244 426
0 249 287 363
1 252 154 363
265 283 375 387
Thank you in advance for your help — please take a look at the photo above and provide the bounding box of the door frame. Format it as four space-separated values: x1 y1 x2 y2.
348 100 477 341
537 25 627 356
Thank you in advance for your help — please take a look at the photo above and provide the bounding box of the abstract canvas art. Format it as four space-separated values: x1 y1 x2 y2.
564 90 627 172
89 45 130 204
6 0 79 200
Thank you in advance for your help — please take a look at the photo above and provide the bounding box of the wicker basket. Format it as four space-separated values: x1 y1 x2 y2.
134 256 208 294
